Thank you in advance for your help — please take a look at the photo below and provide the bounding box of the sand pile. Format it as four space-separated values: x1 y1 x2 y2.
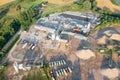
101 68 119 79
97 36 107 45
104 31 112 37
110 34 120 41
76 49 95 60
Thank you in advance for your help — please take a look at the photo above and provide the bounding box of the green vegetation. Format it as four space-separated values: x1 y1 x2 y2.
0 0 119 62
42 0 98 17
0 16 20 50
111 0 119 5
0 0 97 51
0 71 8 80
42 0 93 17
95 11 120 31
0 7 9 19
17 8 38 30
42 0 120 32
0 0 120 79
0 34 20 62
43 60 52 80
0 66 4 70
0 16 20 62
0 0 44 48
5 34 20 53
104 49 111 55
21 0 43 9
0 65 8 80
22 68 52 80
0 0 44 62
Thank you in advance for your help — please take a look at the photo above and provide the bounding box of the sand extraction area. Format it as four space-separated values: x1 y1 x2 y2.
96 0 120 12
101 68 120 79
76 49 96 60
0 0 14 6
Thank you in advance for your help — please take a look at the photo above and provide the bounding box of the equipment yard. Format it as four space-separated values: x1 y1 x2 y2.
6 12 120 80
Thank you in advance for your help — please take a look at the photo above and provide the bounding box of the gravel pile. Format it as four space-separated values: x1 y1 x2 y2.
76 49 95 60
101 68 119 79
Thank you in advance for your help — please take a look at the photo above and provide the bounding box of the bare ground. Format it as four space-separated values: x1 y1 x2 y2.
8 26 120 80
96 0 120 12
0 0 14 6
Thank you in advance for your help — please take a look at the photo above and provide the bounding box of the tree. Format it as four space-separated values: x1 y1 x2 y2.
17 7 37 30
16 5 21 11
0 36 5 49
10 19 21 33
79 0 85 5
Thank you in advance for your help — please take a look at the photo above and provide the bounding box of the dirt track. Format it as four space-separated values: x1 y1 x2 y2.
96 0 120 12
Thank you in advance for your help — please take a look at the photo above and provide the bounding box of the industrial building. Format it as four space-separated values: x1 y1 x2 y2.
34 12 100 41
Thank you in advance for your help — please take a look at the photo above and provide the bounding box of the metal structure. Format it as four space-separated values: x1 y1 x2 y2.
13 61 19 73
109 49 113 68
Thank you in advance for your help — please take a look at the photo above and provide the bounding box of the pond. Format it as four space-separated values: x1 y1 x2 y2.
118 0 120 5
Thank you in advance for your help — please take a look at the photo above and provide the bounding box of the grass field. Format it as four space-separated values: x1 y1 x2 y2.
46 0 74 4
6 0 43 16
96 0 120 12
0 0 15 6
21 0 43 9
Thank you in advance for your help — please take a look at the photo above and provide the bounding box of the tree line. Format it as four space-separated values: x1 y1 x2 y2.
0 0 43 62
0 16 20 50
0 0 42 49
17 7 38 30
